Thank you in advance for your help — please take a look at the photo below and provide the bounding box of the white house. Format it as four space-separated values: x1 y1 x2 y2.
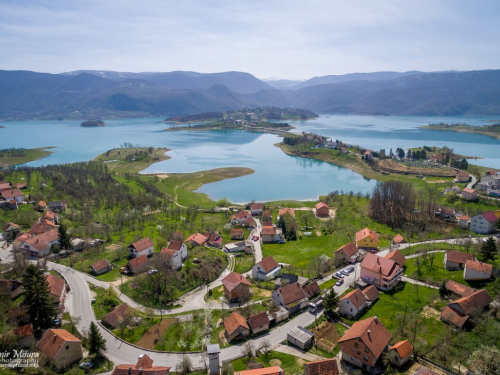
251 203 263 216
167 240 188 260
224 242 246 253
160 248 182 270
458 215 470 229
1 189 24 204
128 237 154 258
339 289 368 318
261 226 282 243
252 256 281 281
470 212 498 234
22 230 59 257
464 260 493 281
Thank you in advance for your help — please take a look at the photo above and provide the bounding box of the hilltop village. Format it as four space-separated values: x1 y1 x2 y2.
0 147 500 375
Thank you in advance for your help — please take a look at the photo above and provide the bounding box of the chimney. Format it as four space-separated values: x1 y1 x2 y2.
367 330 371 340
53 335 57 342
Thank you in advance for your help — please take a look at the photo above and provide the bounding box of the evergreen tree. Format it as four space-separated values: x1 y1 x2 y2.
88 322 106 356
496 219 500 231
58 222 71 250
479 237 498 263
323 288 339 317
22 264 56 336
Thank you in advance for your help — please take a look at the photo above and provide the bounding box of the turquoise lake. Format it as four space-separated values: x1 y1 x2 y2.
0 114 499 202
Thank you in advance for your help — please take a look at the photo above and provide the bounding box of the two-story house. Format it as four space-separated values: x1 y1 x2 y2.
355 228 379 250
360 253 403 291
221 272 251 303
470 212 498 234
167 240 188 260
252 256 281 281
315 202 330 217
37 329 82 370
160 248 182 270
272 282 308 314
44 274 66 312
334 242 361 264
128 237 154 258
339 289 368 318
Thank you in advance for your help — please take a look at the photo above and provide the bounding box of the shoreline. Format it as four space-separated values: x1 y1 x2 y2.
421 125 500 140
0 146 56 168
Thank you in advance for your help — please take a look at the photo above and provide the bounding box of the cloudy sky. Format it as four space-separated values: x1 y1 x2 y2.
1 0 499 80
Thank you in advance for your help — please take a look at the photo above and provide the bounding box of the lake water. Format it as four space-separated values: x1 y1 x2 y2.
0 114 499 202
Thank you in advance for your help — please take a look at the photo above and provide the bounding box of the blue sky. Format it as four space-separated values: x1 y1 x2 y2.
0 0 499 79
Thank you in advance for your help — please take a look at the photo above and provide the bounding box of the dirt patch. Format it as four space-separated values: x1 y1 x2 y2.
218 330 228 346
155 174 169 179
253 288 272 299
269 359 282 367
136 318 174 349
296 358 305 367
106 244 122 251
316 231 322 236
377 159 456 177
426 180 448 184
311 321 340 344
421 305 441 320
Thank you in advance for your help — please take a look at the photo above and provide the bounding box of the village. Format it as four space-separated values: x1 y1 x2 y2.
0 155 500 375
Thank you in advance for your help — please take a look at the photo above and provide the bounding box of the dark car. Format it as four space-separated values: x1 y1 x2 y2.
341 269 349 276
335 279 344 286
347 266 355 273
335 272 344 278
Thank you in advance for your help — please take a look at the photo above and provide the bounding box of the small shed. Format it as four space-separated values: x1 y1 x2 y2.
287 326 315 350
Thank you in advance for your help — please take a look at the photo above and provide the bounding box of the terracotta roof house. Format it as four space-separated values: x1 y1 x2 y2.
445 280 476 298
13 233 32 251
262 210 272 221
160 248 182 270
389 340 413 367
185 232 207 246
127 254 149 274
443 250 474 270
392 234 406 245
44 274 66 312
458 215 470 229
231 210 252 225
303 281 321 299
235 367 284 375
315 202 330 217
251 203 264 215
412 367 440 375
384 249 406 267
111 354 171 375
0 182 10 191
231 228 245 240
2 222 20 240
437 207 455 220
37 329 82 370
456 171 470 182
204 232 223 248
14 323 34 347
361 285 380 303
167 240 188 259
462 188 477 201
1 189 24 203
470 211 498 234
247 311 270 334
221 272 251 303
34 200 47 211
90 259 112 275
338 316 391 371
261 226 282 243
224 312 250 342
334 242 361 264
464 260 493 281
29 219 58 235
42 210 59 223
360 253 403 291
339 289 368 318
128 237 154 258
272 282 308 314
102 303 130 329
22 229 59 257
278 208 295 219
48 200 68 212
355 227 379 249
440 289 493 328
304 358 339 375
243 216 257 228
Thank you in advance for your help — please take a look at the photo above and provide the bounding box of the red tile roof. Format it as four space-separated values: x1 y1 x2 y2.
221 272 250 292
251 203 263 210
441 305 468 327
315 202 329 210
413 367 440 375
335 242 358 257
42 210 58 220
237 210 251 220
36 329 81 360
463 188 475 194
338 316 391 359
185 232 207 245
1 189 23 199
392 234 405 244
303 281 321 299
24 229 59 252
465 260 493 274
235 366 284 375
231 229 244 236
304 359 339 375
128 254 149 272
384 249 406 267
111 354 170 375
340 289 367 310
445 280 475 297
167 240 183 251
278 282 306 306
279 208 295 217
247 312 270 330
258 256 279 273
361 253 401 279
29 219 57 235
91 259 111 273
224 312 249 336
44 274 65 299
390 340 413 359
355 227 379 243
450 289 493 315
262 226 276 235
102 304 129 328
130 237 154 252
14 323 34 337
361 285 380 301
445 250 474 264
2 222 20 232
481 211 498 223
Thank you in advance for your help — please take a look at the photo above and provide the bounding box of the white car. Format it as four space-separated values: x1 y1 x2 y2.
148 269 158 275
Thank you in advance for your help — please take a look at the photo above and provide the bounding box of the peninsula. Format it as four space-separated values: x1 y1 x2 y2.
422 122 500 139
0 147 55 168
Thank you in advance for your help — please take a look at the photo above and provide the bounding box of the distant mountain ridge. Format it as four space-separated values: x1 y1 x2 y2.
2 69 500 119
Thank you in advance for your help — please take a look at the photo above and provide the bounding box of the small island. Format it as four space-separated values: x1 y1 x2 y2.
0 147 55 168
94 146 171 173
422 122 500 139
81 120 106 127
163 107 318 134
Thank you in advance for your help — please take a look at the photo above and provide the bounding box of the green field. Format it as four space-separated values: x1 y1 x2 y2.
0 147 55 167
231 351 305 375
94 147 171 173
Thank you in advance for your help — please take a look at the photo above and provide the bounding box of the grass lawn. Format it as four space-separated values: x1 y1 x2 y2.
231 351 305 375
234 254 255 274
90 285 122 320
319 278 337 291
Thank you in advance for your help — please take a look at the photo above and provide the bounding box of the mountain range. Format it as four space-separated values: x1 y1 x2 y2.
1 68 500 120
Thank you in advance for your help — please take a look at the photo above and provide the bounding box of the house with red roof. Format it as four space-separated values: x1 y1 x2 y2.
440 289 492 328
167 240 188 259
127 254 149 274
247 311 270 335
278 208 295 219
338 316 391 371
184 232 207 247
29 219 57 235
37 329 82 370
231 228 245 240
470 211 498 234
315 202 330 217
111 354 170 375
334 242 361 264
443 250 474 270
392 234 406 245
464 260 493 280
128 237 154 258
355 227 379 249
34 200 47 211
1 188 24 203
44 274 66 312
304 358 339 375
224 312 249 342
458 215 470 229
362 149 373 161
388 340 413 367
41 210 59 224
251 203 264 216
272 282 308 314
21 229 59 257
361 285 380 303
384 249 406 267
261 226 282 243
2 222 20 240
90 259 112 275
456 171 470 182
231 210 252 225
360 253 403 291
160 248 182 270
339 289 368 318
252 256 281 281
102 303 130 329
13 323 34 348
462 188 477 201
0 182 10 191
204 232 223 248
262 210 272 221
236 366 284 375
221 272 251 302
445 280 476 298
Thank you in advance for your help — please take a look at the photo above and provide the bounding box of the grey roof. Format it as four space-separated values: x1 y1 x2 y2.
207 344 220 354
288 326 315 343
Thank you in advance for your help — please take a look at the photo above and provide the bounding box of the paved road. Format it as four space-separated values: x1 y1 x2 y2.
466 174 477 189
251 218 263 263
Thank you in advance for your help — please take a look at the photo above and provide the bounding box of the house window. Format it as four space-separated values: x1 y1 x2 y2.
351 348 355 352
364 356 368 361
66 345 69 350
365 347 369 353
357 351 361 355
354 343 359 348
351 357 355 361
350 308 353 312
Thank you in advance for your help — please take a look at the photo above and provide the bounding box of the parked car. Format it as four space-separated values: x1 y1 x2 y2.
79 362 94 369
335 272 344 278
120 267 130 274
148 269 158 275
347 266 355 273
341 269 349 276
277 239 286 244
335 279 344 286
370 250 378 254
